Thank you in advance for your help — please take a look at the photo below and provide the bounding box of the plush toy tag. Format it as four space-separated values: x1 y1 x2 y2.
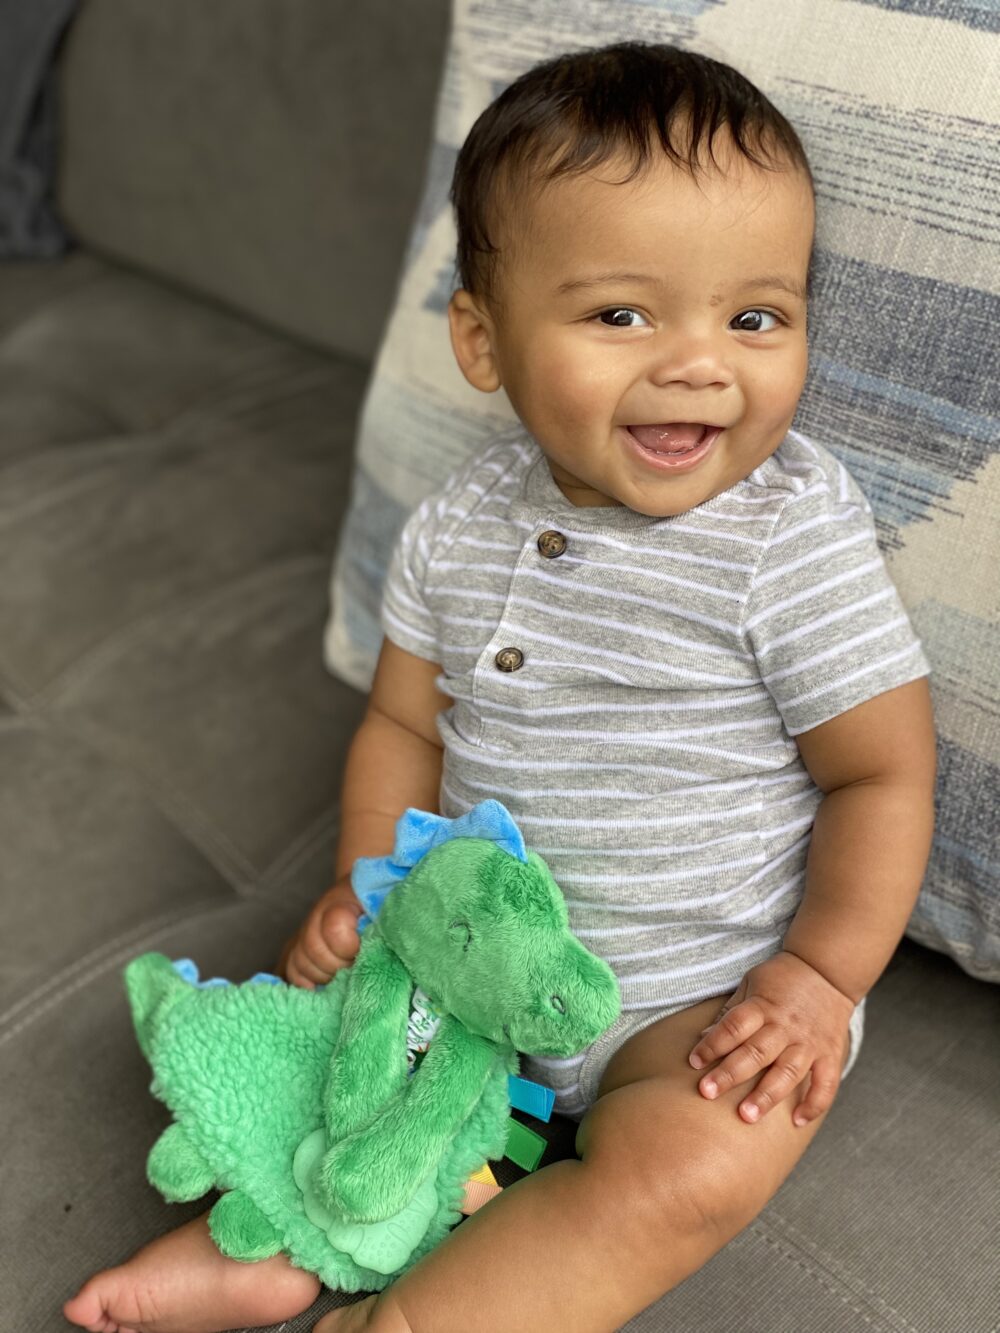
405 986 443 1074
460 1177 503 1215
504 1119 547 1172
507 1076 555 1122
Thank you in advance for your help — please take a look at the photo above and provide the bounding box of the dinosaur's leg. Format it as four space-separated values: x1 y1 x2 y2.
209 1189 284 1262
323 930 412 1144
324 1174 439 1276
147 1122 217 1202
295 1128 438 1276
322 1017 499 1222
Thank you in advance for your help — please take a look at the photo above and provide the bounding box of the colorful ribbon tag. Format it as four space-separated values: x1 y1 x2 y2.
460 1163 503 1215
507 1076 555 1122
503 1119 547 1172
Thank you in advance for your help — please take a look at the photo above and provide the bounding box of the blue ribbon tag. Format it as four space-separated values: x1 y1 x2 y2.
507 1076 555 1122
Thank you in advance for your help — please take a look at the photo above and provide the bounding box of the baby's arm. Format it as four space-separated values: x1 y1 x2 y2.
281 638 449 987
689 677 936 1124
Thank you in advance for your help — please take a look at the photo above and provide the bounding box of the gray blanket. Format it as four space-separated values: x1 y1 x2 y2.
0 0 79 257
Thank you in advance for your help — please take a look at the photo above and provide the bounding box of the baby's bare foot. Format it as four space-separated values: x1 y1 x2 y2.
62 1212 321 1333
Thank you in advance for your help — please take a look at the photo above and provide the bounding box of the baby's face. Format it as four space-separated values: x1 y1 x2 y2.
450 139 814 516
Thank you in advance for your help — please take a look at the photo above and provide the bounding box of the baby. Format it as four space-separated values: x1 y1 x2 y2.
65 40 936 1333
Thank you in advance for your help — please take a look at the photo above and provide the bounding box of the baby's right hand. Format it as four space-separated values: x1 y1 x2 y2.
279 875 363 988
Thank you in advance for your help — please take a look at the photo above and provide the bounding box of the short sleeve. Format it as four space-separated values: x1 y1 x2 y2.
380 493 443 662
743 473 931 736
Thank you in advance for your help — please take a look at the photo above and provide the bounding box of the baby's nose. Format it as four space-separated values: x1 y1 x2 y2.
647 332 735 390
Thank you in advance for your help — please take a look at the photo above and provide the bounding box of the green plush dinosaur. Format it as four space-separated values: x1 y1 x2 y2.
125 802 620 1293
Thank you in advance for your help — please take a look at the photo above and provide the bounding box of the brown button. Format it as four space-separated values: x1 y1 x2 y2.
494 646 524 672
537 529 567 559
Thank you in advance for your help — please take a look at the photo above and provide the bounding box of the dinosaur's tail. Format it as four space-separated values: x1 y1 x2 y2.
124 952 191 1061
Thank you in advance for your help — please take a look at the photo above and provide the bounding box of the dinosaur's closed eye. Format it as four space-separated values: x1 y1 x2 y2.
448 919 473 952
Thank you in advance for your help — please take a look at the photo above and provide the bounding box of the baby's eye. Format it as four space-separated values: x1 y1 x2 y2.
730 308 781 333
596 307 650 328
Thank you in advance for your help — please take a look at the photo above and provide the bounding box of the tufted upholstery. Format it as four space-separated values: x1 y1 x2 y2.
1 4 997 1331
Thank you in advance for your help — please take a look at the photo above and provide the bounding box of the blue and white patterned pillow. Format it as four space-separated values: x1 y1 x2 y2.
324 0 1000 981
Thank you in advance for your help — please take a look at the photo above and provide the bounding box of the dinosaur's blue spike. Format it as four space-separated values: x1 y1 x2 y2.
352 800 527 920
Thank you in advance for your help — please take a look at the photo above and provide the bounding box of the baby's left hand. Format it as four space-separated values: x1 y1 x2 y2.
688 951 856 1127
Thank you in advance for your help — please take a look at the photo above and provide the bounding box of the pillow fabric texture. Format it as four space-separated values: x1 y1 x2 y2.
324 0 1000 981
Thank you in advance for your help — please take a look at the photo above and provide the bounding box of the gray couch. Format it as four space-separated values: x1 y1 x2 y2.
2 4 997 1331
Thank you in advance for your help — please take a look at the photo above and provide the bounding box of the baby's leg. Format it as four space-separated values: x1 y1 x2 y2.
62 1212 320 1333
317 993 835 1333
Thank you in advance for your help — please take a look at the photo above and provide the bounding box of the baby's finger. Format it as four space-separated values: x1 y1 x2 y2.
695 1021 785 1101
285 949 334 989
276 933 296 978
791 1056 842 1127
321 905 361 959
283 960 315 989
302 915 350 975
689 1001 762 1070
737 1043 812 1123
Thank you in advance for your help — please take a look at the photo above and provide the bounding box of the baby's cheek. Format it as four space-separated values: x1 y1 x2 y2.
542 331 618 392
761 345 808 419
746 367 805 443
517 365 603 442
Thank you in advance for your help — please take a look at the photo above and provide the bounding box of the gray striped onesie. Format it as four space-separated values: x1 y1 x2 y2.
381 427 931 1118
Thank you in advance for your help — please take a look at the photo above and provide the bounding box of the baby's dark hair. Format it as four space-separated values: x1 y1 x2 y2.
450 42 812 312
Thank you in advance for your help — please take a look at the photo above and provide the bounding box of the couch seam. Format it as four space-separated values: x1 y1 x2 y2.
48 709 264 887
750 1217 922 1333
0 705 34 729
67 243 374 369
0 894 301 1050
0 464 128 533
0 655 36 708
0 370 124 440
0 259 111 351
253 806 341 899
0 353 347 483
0 709 264 897
161 359 354 430
25 553 331 711
0 899 250 1047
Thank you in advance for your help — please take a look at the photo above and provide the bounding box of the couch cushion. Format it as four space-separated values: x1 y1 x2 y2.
0 252 367 1016
7 908 996 1333
55 0 451 363
323 0 1000 983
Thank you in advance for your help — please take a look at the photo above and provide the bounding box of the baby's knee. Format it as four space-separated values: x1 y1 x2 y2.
573 1139 742 1296
579 1084 763 1246
633 1147 749 1246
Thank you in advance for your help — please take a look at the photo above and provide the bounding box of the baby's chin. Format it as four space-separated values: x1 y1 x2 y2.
544 441 733 517
614 473 731 519
629 494 721 519
550 473 718 517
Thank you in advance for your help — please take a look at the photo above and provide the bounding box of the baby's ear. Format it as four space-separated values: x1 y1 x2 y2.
447 289 502 393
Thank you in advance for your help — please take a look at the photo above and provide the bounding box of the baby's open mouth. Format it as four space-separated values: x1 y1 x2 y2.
626 423 713 455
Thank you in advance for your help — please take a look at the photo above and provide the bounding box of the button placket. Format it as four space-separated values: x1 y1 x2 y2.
489 528 568 678
470 536 538 740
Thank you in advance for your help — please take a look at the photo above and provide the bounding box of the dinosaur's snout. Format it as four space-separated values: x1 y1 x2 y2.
508 949 621 1058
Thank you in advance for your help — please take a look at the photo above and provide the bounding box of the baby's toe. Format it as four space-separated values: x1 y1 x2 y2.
62 1275 136 1332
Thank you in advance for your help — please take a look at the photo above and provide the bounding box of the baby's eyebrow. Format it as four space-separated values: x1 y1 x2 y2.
554 271 658 296
554 271 807 301
730 275 808 301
